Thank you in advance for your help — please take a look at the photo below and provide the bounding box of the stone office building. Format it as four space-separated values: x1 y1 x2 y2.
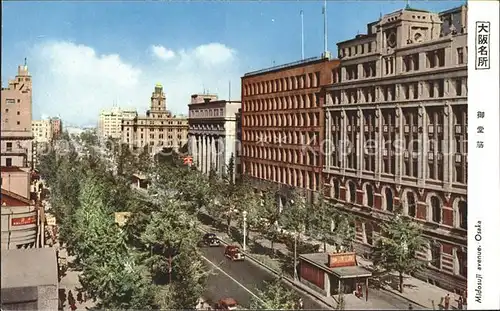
240 57 340 199
323 5 467 292
188 94 241 178
121 84 189 154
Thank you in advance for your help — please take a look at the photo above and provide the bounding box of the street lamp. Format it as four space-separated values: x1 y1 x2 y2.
242 210 248 251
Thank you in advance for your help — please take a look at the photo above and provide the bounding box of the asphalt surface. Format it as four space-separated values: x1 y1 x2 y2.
201 245 329 310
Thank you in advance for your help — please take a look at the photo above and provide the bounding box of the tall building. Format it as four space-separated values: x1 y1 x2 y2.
187 93 241 177
323 5 467 292
121 84 189 153
98 106 137 139
32 120 53 143
240 57 340 202
0 64 34 168
49 117 62 140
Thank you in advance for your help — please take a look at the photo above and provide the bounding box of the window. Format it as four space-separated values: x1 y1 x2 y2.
16 121 20 125
455 79 463 96
6 142 12 152
457 47 464 64
430 196 442 223
458 200 467 229
5 158 12 167
407 192 416 217
430 243 442 269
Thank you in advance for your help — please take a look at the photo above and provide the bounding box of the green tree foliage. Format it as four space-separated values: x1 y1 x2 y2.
372 208 427 293
137 145 153 175
308 188 335 252
256 189 282 253
250 277 300 310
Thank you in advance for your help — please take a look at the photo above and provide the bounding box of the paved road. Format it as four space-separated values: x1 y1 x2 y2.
201 245 329 309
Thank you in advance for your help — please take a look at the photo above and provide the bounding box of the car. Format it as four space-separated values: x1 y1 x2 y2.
202 233 221 247
215 298 238 310
224 245 244 261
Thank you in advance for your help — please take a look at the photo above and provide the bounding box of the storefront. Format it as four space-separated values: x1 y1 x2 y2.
131 173 149 190
299 252 372 298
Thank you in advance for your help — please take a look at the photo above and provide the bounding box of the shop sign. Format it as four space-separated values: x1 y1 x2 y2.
11 216 37 226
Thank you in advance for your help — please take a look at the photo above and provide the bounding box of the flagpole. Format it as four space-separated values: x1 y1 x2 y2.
301 10 304 60
323 0 328 54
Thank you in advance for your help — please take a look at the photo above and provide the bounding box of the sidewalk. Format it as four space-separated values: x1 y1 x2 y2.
59 254 96 311
198 213 462 310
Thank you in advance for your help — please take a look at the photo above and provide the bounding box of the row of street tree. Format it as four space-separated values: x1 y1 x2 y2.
40 130 427 309
38 132 210 309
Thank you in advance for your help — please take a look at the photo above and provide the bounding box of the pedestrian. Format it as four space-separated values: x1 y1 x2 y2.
444 293 451 310
457 296 463 310
408 303 413 310
70 303 77 311
68 290 75 307
463 290 467 305
77 292 83 304
298 298 304 310
83 292 87 302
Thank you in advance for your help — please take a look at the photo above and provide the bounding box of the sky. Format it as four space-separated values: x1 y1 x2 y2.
1 0 465 127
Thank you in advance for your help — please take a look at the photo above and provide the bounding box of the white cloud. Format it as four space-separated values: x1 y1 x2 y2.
151 45 175 61
29 41 242 126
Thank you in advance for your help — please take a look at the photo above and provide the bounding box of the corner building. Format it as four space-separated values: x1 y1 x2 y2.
323 6 467 292
121 84 189 153
241 57 340 199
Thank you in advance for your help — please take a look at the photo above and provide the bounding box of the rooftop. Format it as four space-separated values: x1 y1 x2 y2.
244 56 328 78
1 189 33 207
299 253 372 279
1 166 29 173
1 248 58 288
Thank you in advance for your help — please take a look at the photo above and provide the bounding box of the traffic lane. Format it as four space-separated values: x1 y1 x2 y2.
202 257 255 308
200 246 329 310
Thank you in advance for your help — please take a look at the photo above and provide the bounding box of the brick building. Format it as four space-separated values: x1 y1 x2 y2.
49 117 62 140
240 56 340 201
323 5 467 292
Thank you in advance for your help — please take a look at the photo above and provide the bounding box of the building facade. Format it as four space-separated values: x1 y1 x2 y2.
323 6 467 292
32 120 53 143
1 189 38 249
1 64 34 168
121 84 189 153
98 106 137 139
240 57 340 198
188 94 241 177
49 117 62 140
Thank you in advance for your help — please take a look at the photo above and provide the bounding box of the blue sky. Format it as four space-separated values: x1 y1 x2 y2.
2 0 464 126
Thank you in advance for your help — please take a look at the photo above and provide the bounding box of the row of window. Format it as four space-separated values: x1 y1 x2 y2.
243 93 320 112
243 130 318 145
245 161 321 192
189 108 225 118
189 123 225 131
123 120 187 126
330 77 466 105
243 112 321 128
243 71 321 96
243 146 320 167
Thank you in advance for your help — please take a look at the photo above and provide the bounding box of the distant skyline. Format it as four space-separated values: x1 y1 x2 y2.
1 0 464 126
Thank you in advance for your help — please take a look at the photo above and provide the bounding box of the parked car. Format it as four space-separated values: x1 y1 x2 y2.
215 298 238 310
224 245 244 261
202 233 221 247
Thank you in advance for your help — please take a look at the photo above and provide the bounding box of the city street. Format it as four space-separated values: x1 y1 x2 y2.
200 245 329 309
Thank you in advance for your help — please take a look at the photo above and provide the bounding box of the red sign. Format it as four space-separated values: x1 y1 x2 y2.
328 252 357 268
11 216 37 226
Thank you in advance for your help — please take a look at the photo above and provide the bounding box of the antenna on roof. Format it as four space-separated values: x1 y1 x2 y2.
24 57 27 67
229 80 231 101
406 0 411 9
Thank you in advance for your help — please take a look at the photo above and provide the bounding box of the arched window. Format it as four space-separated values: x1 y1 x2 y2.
365 223 374 245
406 191 417 217
348 181 356 203
333 180 340 200
456 248 467 277
430 242 442 269
365 184 374 207
458 200 467 229
430 196 442 223
384 188 394 212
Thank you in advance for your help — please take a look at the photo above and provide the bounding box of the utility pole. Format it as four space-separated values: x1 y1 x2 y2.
243 211 248 251
301 10 304 60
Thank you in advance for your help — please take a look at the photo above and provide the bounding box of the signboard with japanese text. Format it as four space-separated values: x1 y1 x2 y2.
11 216 37 226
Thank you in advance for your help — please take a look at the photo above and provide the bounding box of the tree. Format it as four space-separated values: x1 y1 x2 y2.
256 189 281 254
308 188 336 252
137 145 153 175
280 188 310 279
250 277 300 310
372 207 427 293
330 210 356 252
